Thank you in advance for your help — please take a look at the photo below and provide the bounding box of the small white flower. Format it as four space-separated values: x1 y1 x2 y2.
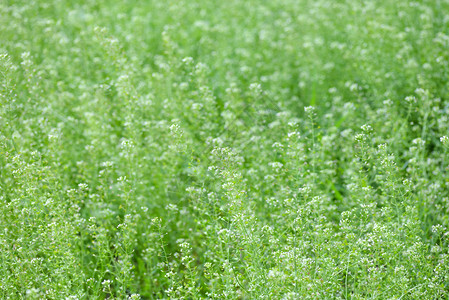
412 138 425 146
405 96 416 103
361 124 373 133
349 83 359 91
431 224 445 234
249 82 263 97
78 183 88 191
272 142 284 149
102 279 111 286
304 106 316 114
169 123 183 137
287 131 300 138
166 203 178 211
181 56 194 65
269 162 284 172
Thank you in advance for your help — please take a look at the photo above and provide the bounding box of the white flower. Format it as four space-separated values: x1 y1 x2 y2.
405 96 416 103
304 106 316 114
361 124 373 133
166 203 178 211
412 138 425 146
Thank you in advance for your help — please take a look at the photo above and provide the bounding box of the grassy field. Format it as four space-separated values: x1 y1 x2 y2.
1 0 449 299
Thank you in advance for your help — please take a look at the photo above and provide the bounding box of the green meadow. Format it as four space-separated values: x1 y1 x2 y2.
1 0 449 299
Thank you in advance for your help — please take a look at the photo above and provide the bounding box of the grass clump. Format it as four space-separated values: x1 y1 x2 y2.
1 0 449 299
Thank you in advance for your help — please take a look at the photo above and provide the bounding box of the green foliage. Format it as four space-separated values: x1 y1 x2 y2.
1 0 449 299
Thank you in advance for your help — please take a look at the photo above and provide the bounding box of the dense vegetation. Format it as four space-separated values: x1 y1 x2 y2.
1 0 449 299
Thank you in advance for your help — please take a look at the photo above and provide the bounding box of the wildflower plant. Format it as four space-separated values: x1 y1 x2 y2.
1 0 449 299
